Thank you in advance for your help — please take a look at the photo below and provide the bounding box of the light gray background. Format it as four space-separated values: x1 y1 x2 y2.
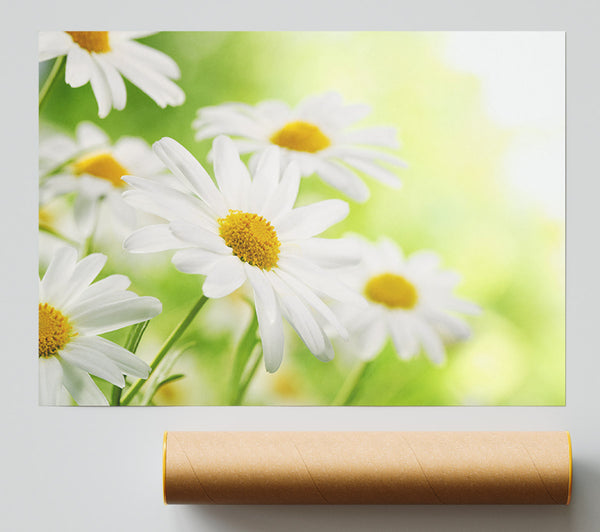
2 1 597 530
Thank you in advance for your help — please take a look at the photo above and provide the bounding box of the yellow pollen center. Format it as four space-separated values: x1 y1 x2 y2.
39 303 75 358
364 273 419 309
270 121 331 153
218 210 281 270
66 31 111 53
72 152 129 187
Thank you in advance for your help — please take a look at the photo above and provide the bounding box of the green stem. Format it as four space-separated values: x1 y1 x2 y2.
39 224 79 247
233 344 263 405
111 321 150 406
332 360 372 406
39 56 65 110
81 197 103 256
226 311 259 405
121 295 208 406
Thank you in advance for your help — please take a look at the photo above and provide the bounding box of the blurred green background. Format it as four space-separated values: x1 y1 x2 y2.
39 32 565 405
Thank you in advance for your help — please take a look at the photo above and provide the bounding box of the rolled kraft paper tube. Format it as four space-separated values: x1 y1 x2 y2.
163 431 572 505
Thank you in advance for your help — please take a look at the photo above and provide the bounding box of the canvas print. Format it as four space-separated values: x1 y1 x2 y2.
38 32 565 406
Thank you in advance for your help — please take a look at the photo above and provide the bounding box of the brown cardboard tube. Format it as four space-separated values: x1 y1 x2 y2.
163 431 572 505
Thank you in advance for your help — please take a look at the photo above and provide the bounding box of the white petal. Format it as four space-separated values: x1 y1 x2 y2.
75 122 110 149
414 320 446 365
341 126 399 149
388 315 420 361
65 46 93 88
114 40 181 78
60 340 125 387
249 146 280 213
39 357 64 406
428 311 472 341
39 31 72 61
122 175 216 227
73 296 161 335
58 358 109 405
172 248 222 275
152 138 226 215
95 55 127 111
40 246 78 305
57 253 107 309
275 199 349 240
244 264 278 323
213 135 251 210
274 269 347 339
202 256 246 298
68 274 130 310
66 290 138 318
311 158 370 202
268 273 325 356
80 336 150 378
169 220 230 254
73 193 100 238
353 316 388 361
255 303 284 374
107 53 184 107
345 157 401 188
278 256 364 305
260 160 301 220
376 238 404 271
290 237 361 268
89 61 113 118
444 297 482 316
123 224 186 253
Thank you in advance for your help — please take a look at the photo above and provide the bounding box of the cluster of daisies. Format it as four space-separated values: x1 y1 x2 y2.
38 31 479 406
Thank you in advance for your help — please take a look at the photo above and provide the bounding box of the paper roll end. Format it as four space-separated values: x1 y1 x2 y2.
567 431 573 505
162 431 168 505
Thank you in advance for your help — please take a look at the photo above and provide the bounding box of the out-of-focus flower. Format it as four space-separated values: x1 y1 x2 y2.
39 246 161 405
40 122 167 237
336 237 480 364
123 135 363 372
193 92 405 202
39 31 185 118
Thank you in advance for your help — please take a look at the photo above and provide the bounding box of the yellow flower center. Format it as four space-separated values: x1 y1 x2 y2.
218 210 281 270
66 31 111 53
72 152 129 188
270 121 331 153
364 273 419 309
39 303 75 358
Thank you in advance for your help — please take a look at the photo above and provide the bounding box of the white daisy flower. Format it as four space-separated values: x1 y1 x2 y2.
123 135 363 372
40 121 167 237
337 237 480 364
39 31 185 118
192 91 405 202
39 246 162 405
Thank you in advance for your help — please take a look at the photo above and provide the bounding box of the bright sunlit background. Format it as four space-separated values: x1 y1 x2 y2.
39 32 565 405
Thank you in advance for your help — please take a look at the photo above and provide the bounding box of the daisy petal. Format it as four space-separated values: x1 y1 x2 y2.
275 199 349 240
345 157 401 188
169 221 231 254
58 358 109 405
60 340 125 387
39 357 64 406
245 264 278 323
255 304 284 374
269 272 325 356
172 248 222 275
116 40 181 78
311 159 370 202
342 126 399 149
57 253 107 309
95 55 127 111
73 296 162 335
80 336 150 378
289 237 361 268
39 31 72 61
40 246 78 305
261 161 300 220
414 320 446 365
202 256 246 298
388 315 420 361
152 138 226 214
89 61 113 118
123 224 186 253
213 135 251 210
249 146 280 213
354 315 387 361
65 46 93 88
